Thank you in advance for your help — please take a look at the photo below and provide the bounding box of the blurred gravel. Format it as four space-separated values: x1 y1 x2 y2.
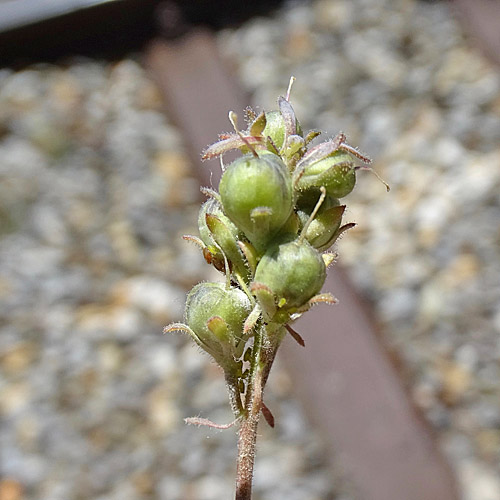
0 59 343 500
218 0 500 498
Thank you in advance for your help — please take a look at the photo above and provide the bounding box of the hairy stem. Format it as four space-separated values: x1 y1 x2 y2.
235 363 264 500
235 326 281 500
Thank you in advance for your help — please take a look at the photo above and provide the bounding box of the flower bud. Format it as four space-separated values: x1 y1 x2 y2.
253 239 326 312
296 151 356 199
219 153 293 252
185 282 252 364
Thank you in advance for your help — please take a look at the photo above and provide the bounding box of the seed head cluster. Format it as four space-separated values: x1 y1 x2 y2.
164 80 382 418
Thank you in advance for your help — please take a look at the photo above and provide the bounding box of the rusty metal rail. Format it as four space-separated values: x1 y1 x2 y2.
144 30 459 500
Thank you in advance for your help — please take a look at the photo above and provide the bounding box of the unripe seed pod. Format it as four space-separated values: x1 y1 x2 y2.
253 239 326 311
262 110 302 150
185 282 252 362
219 153 293 252
297 151 356 199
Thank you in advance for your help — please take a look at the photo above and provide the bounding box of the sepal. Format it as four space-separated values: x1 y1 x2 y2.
244 303 262 334
202 134 264 160
206 315 230 343
163 322 222 361
250 282 277 320
292 292 338 316
237 240 259 275
205 212 249 279
322 252 337 268
249 111 267 137
299 205 346 251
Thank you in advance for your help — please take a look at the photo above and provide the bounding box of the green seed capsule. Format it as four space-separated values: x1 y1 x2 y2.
297 151 356 199
185 282 252 362
253 239 326 311
262 110 302 150
219 153 293 253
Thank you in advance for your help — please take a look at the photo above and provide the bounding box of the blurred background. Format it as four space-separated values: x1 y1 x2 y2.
0 1 499 499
